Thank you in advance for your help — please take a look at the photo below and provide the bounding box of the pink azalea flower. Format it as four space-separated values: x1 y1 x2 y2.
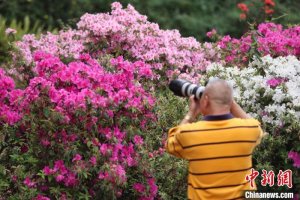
89 156 97 165
34 194 50 200
206 29 217 38
11 175 17 182
5 28 17 35
133 135 144 145
43 166 55 175
147 178 158 196
133 183 145 193
79 53 91 61
266 78 283 88
113 164 126 182
98 171 109 180
72 154 82 162
23 177 36 188
40 139 51 147
56 174 65 182
64 172 77 186
288 151 300 168
100 144 108 155
54 160 64 170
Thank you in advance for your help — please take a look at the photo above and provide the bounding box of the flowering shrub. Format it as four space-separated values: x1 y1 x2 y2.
0 68 22 125
14 2 218 84
206 55 300 193
218 22 300 67
0 50 162 199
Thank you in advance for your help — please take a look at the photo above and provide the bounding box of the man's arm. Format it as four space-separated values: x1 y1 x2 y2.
180 95 201 125
165 126 185 158
230 100 250 119
180 112 196 125
231 100 267 145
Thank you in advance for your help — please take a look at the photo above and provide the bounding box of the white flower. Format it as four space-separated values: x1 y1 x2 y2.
262 115 274 124
206 55 300 131
272 89 285 103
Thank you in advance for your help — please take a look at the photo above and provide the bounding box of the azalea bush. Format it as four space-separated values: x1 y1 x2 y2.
0 50 163 199
205 55 300 193
14 2 219 85
217 22 300 67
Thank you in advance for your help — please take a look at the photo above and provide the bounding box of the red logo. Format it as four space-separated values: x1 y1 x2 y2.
246 168 293 188
246 168 259 188
277 170 293 188
261 169 275 187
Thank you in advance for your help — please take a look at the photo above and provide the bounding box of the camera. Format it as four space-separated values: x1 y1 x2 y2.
169 79 205 100
169 78 218 99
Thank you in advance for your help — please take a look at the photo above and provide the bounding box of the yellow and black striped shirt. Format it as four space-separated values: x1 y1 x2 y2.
166 114 263 200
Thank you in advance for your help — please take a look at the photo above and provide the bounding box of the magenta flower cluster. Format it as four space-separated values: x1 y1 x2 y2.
133 177 158 200
1 50 159 198
218 22 300 66
43 160 77 186
0 68 23 125
266 77 286 88
257 23 300 56
288 151 300 168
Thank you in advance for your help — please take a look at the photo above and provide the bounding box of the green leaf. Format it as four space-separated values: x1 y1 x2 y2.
43 108 50 118
37 171 45 179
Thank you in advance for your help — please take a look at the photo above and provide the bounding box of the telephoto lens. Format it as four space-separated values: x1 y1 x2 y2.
169 79 205 99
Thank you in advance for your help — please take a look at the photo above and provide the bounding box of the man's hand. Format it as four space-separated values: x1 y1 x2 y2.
187 95 201 119
180 95 201 125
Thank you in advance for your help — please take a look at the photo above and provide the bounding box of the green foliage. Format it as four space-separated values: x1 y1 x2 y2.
0 0 299 42
127 0 244 40
146 89 190 200
269 0 300 25
253 135 295 192
0 15 56 63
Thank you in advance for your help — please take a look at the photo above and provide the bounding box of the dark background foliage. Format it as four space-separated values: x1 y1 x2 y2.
1 0 300 41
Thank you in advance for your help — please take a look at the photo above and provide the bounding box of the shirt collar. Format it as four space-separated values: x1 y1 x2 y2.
203 113 234 121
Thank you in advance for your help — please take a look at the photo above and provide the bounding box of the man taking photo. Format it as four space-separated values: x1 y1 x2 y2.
166 79 264 200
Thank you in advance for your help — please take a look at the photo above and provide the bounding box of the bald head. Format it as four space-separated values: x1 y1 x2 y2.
203 79 233 106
